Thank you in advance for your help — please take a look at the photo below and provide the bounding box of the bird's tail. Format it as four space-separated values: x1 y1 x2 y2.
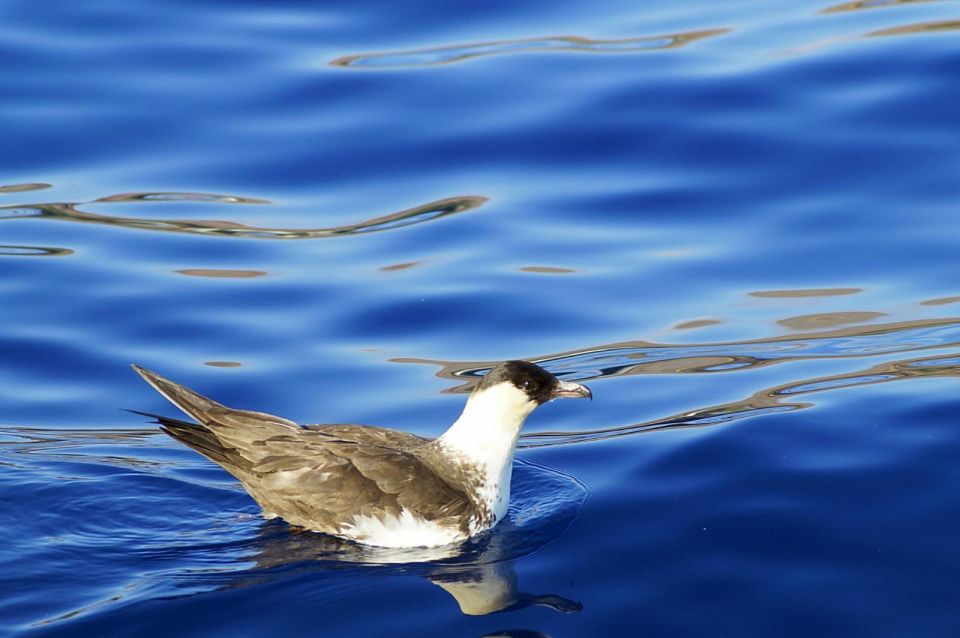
130 366 267 475
131 364 226 426
126 407 242 469
130 364 301 475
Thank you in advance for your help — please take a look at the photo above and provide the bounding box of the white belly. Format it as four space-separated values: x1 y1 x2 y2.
339 509 468 548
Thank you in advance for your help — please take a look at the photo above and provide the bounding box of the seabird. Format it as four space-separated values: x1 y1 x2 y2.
132 361 591 548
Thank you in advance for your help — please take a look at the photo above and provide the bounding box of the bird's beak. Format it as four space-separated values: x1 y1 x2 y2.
553 380 592 400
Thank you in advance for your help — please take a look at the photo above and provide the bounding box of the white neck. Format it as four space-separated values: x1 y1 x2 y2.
436 384 537 523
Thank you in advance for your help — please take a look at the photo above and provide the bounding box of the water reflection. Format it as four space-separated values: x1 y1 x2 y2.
821 0 937 13
330 29 729 68
922 296 960 306
0 427 164 473
398 317 960 387
13 317 960 620
749 287 861 298
673 318 722 330
0 182 51 194
392 316 960 446
519 266 576 274
0 244 74 257
1 427 582 619
777 311 886 330
868 19 960 37
522 350 960 448
0 191 488 240
94 192 270 205
780 8 960 56
246 522 581 616
175 269 268 278
379 261 422 272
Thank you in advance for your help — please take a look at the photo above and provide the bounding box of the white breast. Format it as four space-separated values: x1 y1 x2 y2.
436 383 537 528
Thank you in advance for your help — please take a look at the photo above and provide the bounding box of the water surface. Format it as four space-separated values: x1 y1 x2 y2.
2 0 960 635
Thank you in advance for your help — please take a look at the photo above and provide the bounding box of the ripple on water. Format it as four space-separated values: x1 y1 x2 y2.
821 0 940 13
868 19 960 37
380 316 960 448
0 428 585 627
0 182 51 194
175 269 268 278
749 288 863 298
0 244 73 257
329 29 730 67
2 0 960 633
0 190 488 240
777 311 887 330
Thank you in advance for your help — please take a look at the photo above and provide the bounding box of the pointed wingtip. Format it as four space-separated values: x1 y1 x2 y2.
131 363 159 383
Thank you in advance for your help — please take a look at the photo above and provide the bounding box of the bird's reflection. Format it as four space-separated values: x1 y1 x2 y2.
0 426 581 624
243 519 581 616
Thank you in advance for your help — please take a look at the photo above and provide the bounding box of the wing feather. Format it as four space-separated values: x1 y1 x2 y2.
132 366 476 535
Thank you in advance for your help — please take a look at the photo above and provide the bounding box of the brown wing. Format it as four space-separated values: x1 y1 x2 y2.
243 426 474 533
132 366 474 534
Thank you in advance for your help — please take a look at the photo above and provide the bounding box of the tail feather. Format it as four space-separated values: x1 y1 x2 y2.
125 408 195 430
130 364 301 477
131 364 225 425
126 408 253 473
160 421 251 472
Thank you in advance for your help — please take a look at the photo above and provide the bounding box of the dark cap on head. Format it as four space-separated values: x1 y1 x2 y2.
478 360 592 404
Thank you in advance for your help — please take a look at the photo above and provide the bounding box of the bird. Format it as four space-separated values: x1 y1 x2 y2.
131 361 591 548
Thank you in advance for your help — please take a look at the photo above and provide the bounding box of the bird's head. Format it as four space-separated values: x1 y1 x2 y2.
467 360 592 422
438 360 592 497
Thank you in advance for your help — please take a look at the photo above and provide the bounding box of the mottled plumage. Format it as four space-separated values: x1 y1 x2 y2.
132 361 590 547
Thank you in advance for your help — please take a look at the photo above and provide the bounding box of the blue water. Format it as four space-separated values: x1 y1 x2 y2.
3 0 960 635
